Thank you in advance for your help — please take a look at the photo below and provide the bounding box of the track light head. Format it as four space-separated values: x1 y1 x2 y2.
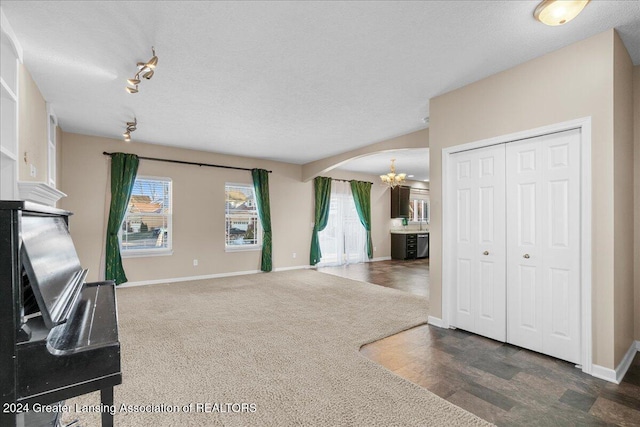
146 47 158 69
127 47 157 92
123 117 136 142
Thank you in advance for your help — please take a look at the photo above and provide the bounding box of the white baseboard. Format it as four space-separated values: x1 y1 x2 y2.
119 269 262 288
427 316 444 328
274 265 312 272
368 256 392 262
591 364 617 383
591 340 640 384
118 264 316 288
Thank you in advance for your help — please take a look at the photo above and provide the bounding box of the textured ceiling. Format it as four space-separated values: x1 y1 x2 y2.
3 1 640 167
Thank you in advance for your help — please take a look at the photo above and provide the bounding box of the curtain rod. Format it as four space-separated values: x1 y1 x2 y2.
330 178 373 184
103 152 272 173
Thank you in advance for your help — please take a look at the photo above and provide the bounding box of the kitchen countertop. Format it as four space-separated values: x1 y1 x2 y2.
390 230 429 234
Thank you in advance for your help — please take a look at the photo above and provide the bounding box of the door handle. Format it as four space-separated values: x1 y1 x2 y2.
523 254 530 259
483 251 489 256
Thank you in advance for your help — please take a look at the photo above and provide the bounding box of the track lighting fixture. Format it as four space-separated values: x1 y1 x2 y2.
123 118 137 142
125 47 158 94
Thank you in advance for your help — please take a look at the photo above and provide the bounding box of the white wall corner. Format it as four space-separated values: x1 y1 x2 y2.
427 316 444 328
591 340 639 384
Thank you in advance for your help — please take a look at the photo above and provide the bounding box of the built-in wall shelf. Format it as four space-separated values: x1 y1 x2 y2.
0 145 17 161
1 77 17 101
0 8 21 200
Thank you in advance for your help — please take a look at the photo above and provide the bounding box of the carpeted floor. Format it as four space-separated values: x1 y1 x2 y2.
63 270 490 426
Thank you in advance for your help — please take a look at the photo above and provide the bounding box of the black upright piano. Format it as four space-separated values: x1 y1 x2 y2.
0 201 122 427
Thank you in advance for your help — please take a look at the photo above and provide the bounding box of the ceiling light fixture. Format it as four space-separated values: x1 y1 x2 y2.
123 118 137 142
534 0 590 26
126 47 158 93
380 159 407 189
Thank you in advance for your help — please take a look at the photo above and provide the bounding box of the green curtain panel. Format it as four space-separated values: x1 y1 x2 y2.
105 153 139 285
350 180 373 259
310 176 332 265
252 169 273 272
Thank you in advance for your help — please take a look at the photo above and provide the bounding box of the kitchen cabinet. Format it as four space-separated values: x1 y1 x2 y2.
390 185 410 218
392 233 429 260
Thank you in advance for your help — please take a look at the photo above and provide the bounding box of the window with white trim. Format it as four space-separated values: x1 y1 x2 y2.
120 177 172 256
409 188 430 223
225 183 261 250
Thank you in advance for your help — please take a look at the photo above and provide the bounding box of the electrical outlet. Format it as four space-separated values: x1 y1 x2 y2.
193 259 198 266
374 246 377 252
292 252 297 259
30 164 37 177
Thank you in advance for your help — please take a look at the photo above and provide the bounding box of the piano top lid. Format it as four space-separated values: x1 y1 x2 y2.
21 215 85 329
0 200 72 216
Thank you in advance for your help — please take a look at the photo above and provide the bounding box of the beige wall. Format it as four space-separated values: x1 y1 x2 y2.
18 64 47 182
59 132 392 284
612 33 635 364
634 65 640 341
429 30 633 369
302 128 429 181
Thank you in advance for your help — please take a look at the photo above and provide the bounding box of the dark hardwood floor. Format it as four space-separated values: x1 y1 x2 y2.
318 259 640 426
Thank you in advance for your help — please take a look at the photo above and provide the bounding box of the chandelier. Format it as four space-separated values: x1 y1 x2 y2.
380 158 406 188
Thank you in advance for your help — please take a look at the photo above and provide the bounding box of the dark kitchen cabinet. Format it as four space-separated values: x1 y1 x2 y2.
391 185 410 218
391 233 417 260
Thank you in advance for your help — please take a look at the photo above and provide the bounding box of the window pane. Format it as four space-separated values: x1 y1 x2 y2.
225 184 261 248
121 214 170 250
121 177 172 253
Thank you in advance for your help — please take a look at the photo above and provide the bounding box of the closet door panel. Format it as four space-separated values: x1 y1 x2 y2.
451 155 476 332
475 146 506 341
541 129 581 364
507 129 581 364
506 139 544 351
450 146 505 342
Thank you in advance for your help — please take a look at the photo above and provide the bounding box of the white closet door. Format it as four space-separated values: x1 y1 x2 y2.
506 129 581 363
450 145 506 342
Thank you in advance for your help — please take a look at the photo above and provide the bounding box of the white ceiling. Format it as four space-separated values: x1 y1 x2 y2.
3 1 640 170
336 149 430 182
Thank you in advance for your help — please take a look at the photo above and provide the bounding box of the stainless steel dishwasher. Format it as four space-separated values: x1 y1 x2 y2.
417 233 429 258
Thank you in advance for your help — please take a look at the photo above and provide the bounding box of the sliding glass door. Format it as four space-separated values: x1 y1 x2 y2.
318 181 367 266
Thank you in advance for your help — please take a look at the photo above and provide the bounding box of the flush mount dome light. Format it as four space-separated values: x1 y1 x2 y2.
534 0 590 26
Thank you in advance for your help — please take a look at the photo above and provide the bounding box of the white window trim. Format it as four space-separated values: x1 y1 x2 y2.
46 103 57 188
120 176 173 258
225 182 262 252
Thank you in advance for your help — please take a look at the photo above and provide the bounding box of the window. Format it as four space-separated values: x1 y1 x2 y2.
225 183 261 250
120 177 172 256
409 188 430 223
